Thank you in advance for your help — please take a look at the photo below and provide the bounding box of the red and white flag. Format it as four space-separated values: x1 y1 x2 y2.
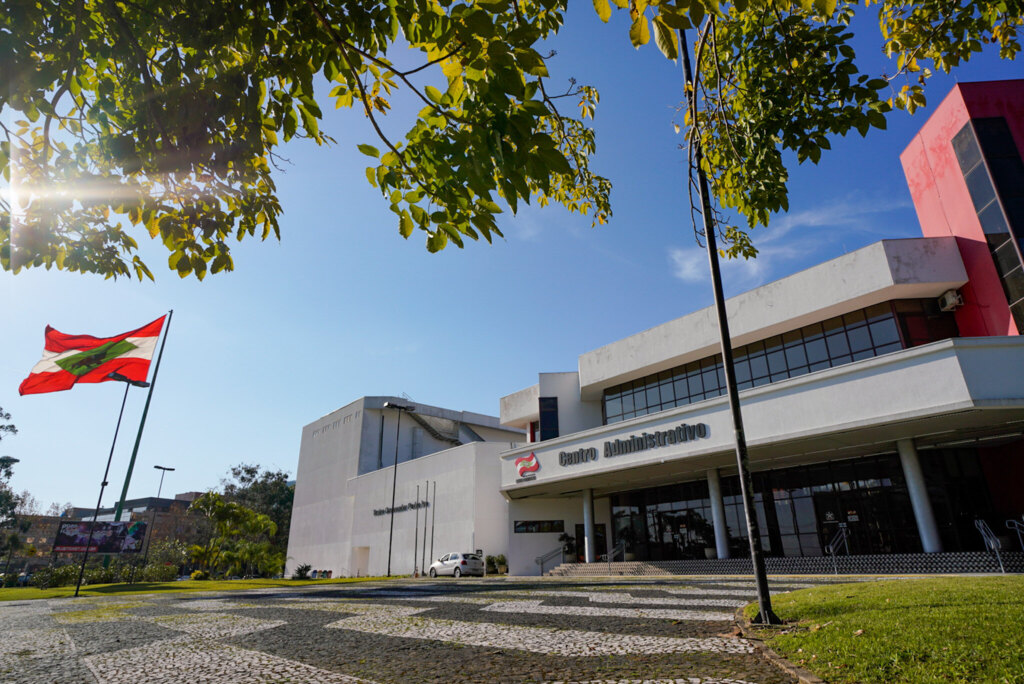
19 316 166 395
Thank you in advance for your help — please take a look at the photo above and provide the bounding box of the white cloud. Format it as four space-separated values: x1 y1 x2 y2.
668 194 913 291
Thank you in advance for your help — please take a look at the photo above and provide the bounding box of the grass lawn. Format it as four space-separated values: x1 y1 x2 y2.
745 575 1024 683
0 576 389 602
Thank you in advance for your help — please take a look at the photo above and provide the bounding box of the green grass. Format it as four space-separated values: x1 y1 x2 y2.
0 576 389 601
744 576 1024 683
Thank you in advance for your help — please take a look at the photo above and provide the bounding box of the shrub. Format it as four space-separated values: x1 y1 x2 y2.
190 569 209 581
291 563 311 580
496 554 507 571
31 564 80 589
485 555 497 574
141 563 178 582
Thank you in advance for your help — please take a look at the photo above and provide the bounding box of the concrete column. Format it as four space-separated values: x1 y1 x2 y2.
582 488 596 563
897 438 943 553
707 469 730 560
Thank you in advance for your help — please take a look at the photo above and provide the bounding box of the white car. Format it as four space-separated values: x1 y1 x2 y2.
427 552 485 577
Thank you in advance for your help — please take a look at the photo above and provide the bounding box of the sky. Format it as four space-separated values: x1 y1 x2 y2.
1 6 1021 511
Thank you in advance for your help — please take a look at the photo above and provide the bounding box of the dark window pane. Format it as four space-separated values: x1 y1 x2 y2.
993 238 1022 276
1012 301 1024 334
785 344 807 367
802 322 824 341
606 397 622 416
767 350 787 374
876 342 902 355
826 332 850 357
799 533 823 556
764 335 784 354
965 165 997 210
687 373 703 397
749 355 769 379
864 303 891 323
974 117 1017 158
847 326 873 353
659 381 675 404
734 359 751 384
805 338 828 364
953 124 982 172
869 318 901 347
822 316 844 334
831 354 852 366
770 371 790 382
783 330 803 346
989 157 1024 197
673 378 688 400
1004 265 1024 304
809 360 830 372
633 390 648 410
621 393 634 413
789 365 809 378
852 349 875 361
702 368 719 392
646 385 661 409
843 310 866 326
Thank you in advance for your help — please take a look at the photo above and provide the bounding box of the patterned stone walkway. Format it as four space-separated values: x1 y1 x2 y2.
0 576 848 683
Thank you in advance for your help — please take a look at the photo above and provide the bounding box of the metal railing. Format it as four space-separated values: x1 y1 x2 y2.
975 519 1005 574
825 524 850 575
600 541 627 573
1007 517 1024 552
535 546 564 575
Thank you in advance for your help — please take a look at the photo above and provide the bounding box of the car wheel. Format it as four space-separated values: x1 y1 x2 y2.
429 568 436 578
453 567 462 578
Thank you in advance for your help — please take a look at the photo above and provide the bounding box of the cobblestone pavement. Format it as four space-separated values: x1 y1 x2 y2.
0 576 848 683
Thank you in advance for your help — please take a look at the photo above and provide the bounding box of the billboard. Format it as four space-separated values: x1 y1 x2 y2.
53 520 148 553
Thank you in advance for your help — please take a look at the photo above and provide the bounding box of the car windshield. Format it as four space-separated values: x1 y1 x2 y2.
463 554 481 560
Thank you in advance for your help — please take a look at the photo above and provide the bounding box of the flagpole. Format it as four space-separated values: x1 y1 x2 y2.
75 382 131 598
113 310 173 523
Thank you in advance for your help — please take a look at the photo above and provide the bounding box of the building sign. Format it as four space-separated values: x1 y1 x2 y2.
373 500 430 517
559 447 598 466
554 422 711 470
515 452 540 481
53 521 148 554
603 422 709 459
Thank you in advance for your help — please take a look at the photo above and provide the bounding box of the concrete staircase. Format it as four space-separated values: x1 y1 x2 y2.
545 551 1024 576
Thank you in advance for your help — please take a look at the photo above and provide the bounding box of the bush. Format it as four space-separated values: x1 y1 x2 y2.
496 554 507 571
190 569 209 581
291 563 311 580
2 573 18 588
31 564 80 589
485 555 497 574
141 563 178 582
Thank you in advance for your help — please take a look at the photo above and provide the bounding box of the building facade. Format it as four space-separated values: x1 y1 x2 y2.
286 397 523 577
498 80 1024 576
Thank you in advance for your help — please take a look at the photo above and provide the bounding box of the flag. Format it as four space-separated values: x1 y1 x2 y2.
19 316 166 395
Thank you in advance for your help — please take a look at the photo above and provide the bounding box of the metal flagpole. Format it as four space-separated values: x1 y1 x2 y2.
421 479 428 572
75 378 139 597
679 30 779 624
113 310 173 523
429 480 436 562
413 484 420 577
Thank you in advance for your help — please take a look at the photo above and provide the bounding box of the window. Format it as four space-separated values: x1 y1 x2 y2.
953 118 1024 331
602 302 920 424
539 397 559 441
514 520 565 533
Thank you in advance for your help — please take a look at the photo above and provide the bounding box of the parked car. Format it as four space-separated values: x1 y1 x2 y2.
427 552 485 578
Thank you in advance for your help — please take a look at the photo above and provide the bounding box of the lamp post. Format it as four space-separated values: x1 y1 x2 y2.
74 372 150 598
383 401 414 577
140 465 174 572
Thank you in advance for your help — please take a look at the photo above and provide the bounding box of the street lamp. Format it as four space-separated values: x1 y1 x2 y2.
74 372 150 597
140 465 175 572
383 401 414 577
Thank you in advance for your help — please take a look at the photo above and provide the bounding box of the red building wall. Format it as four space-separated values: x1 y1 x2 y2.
900 80 1024 337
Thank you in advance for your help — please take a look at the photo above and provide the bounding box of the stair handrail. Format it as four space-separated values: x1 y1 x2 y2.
535 546 564 575
1006 517 1024 552
975 519 1005 574
825 524 850 575
600 540 627 572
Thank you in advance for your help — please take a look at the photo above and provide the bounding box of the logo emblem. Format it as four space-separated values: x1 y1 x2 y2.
515 452 540 480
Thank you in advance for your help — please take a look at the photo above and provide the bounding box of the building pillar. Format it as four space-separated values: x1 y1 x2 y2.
582 488 596 563
897 438 943 553
707 468 730 560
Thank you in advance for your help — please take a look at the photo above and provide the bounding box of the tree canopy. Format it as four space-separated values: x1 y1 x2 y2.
221 463 294 555
2 0 1020 279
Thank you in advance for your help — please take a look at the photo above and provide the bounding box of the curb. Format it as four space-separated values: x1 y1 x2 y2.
733 607 825 684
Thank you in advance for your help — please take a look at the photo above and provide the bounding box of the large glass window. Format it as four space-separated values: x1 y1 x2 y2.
953 118 1024 331
602 301 949 424
608 452 989 560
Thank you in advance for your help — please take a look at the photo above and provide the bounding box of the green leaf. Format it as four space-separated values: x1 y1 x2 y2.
653 16 678 60
629 15 651 48
425 86 444 105
399 210 414 238
593 0 612 23
357 144 380 158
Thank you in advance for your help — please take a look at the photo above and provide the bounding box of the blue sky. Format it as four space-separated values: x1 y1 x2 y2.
2 6 1020 510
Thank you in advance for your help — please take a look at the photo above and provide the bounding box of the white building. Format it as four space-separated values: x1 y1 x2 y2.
286 397 522 577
